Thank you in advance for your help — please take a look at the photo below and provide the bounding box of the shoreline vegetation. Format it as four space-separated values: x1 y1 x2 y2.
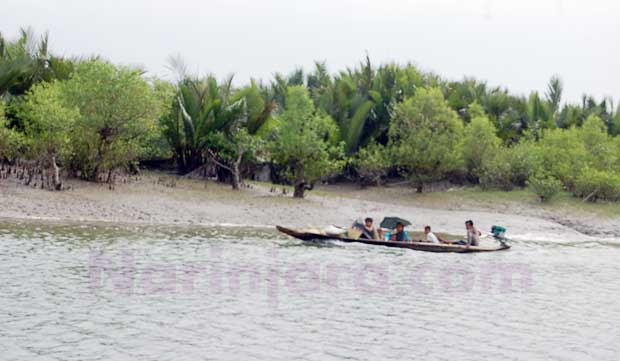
1 27 620 237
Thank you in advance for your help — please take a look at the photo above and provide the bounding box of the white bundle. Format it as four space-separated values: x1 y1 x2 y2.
324 224 347 236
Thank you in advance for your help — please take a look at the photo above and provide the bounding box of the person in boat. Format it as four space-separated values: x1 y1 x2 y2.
451 220 481 246
423 226 448 244
465 220 481 246
357 217 380 240
446 220 481 246
389 222 411 242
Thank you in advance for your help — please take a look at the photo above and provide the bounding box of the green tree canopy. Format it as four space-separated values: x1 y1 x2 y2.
63 60 160 180
17 60 160 181
388 87 464 192
1 28 74 99
268 86 344 198
462 103 501 179
0 101 23 160
17 81 80 188
352 142 391 186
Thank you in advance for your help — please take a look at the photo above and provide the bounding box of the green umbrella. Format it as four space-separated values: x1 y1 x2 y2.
380 217 412 230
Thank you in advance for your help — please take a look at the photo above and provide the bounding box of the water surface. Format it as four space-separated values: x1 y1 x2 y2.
1 221 618 361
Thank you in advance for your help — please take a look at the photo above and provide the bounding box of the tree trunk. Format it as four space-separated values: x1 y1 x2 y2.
231 163 240 190
294 182 305 198
231 153 243 190
583 187 600 203
51 155 62 191
92 136 111 181
92 149 104 181
216 166 231 184
416 182 423 193
25 166 33 185
106 169 114 183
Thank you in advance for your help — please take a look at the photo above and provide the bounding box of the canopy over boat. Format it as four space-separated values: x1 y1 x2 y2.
276 226 510 253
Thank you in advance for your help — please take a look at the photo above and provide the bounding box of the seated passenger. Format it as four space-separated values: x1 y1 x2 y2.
423 226 447 244
389 222 411 242
451 220 481 246
465 220 481 246
358 217 380 240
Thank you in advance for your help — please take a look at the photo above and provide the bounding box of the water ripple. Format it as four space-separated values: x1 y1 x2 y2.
0 225 618 360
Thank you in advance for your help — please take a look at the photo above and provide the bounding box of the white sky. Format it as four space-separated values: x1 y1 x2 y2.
2 0 619 103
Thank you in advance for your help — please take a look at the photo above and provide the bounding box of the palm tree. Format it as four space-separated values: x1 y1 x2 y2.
1 28 74 99
325 56 385 154
265 57 430 155
306 61 333 111
545 75 563 115
526 92 554 138
161 68 275 188
0 28 47 97
161 75 242 173
444 77 488 121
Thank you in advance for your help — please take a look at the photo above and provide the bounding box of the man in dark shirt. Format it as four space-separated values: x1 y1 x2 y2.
358 217 380 240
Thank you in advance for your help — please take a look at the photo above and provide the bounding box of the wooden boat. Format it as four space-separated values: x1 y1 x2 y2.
276 226 511 253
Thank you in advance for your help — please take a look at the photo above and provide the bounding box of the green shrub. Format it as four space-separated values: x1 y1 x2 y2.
532 119 619 192
573 169 620 202
535 127 587 189
527 174 563 202
388 88 464 192
579 115 616 168
268 86 345 198
478 143 537 190
352 142 391 186
461 112 501 178
506 141 539 186
479 148 514 190
0 102 25 160
17 60 160 180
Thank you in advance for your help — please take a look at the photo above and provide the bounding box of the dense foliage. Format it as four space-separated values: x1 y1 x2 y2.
461 103 501 180
527 173 563 203
159 73 273 188
267 86 344 198
17 60 161 184
2 27 620 200
388 88 464 192
0 101 23 159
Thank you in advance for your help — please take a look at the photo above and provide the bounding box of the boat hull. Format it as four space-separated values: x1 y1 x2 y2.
276 226 510 253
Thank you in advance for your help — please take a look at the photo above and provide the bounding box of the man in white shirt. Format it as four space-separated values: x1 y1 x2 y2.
424 226 446 244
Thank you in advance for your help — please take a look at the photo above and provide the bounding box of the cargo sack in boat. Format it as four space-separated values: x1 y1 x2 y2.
347 227 362 240
324 225 347 237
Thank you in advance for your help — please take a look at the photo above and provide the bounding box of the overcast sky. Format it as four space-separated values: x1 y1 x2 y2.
3 0 619 103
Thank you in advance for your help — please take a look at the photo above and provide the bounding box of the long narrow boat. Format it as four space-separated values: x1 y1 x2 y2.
276 226 510 253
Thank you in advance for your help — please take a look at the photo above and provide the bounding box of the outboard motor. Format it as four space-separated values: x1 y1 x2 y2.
491 225 509 246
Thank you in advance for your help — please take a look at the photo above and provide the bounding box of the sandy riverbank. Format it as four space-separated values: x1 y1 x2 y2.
1 171 619 242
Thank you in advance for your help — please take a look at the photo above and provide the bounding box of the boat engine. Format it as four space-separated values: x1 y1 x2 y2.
491 225 509 245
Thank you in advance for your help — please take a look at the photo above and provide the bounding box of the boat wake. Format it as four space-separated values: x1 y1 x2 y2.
505 237 620 249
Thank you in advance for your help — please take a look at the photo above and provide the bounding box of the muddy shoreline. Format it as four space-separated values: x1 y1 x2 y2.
1 171 619 242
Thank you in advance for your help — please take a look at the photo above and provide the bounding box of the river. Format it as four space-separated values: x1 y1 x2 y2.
1 221 619 360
